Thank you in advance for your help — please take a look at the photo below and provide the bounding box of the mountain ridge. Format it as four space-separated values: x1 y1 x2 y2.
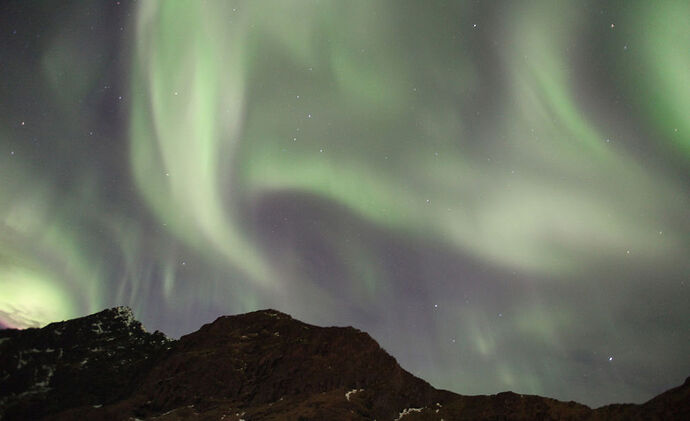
0 307 687 420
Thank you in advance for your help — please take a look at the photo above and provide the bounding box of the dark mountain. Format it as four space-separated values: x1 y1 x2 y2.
0 308 687 420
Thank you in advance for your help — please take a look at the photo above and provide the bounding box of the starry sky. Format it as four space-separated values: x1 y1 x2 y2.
1 0 689 408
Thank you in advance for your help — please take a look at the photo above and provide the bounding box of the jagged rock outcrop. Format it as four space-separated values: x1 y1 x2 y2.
0 308 687 420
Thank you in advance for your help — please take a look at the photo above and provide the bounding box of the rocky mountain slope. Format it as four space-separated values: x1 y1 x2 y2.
0 308 687 420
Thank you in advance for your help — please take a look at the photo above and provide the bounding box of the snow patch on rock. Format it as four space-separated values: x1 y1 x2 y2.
92 321 104 334
34 365 55 388
345 388 364 401
395 407 423 420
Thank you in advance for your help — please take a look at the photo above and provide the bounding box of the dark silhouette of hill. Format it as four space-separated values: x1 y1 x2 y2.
0 307 687 420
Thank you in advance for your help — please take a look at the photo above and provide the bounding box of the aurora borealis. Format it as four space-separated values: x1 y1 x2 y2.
1 0 689 408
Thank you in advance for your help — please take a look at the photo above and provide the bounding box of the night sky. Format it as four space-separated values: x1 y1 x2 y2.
1 0 689 408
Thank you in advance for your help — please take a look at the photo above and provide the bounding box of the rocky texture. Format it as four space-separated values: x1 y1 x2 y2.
0 307 171 420
0 308 687 420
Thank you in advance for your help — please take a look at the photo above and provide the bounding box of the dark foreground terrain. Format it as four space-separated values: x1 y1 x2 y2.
0 307 687 420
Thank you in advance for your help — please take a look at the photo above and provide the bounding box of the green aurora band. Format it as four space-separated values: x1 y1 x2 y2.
132 0 686 279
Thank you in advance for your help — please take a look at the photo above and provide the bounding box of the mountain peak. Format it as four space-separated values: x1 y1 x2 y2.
248 308 292 318
210 308 294 326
